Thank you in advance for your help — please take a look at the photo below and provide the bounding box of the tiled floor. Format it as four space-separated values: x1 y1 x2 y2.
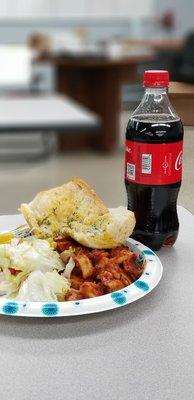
0 126 193 215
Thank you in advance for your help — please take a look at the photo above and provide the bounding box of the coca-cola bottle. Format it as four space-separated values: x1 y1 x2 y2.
125 70 184 251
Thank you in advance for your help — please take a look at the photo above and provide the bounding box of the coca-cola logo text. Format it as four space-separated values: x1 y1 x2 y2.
175 151 183 171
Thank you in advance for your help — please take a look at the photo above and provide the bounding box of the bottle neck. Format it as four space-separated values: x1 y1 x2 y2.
131 85 180 122
144 87 168 96
143 86 169 107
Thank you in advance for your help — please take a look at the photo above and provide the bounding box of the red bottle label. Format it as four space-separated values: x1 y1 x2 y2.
125 140 183 185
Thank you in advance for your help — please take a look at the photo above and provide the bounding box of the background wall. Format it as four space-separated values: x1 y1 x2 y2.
0 0 153 19
154 0 194 37
0 0 193 41
0 0 154 44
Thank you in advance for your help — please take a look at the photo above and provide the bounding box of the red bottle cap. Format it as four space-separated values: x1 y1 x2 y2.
143 70 169 88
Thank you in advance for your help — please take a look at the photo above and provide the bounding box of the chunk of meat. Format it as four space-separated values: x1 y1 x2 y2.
110 246 129 256
70 274 84 290
88 249 110 264
55 239 74 253
75 254 94 279
103 279 125 292
97 263 132 288
96 257 109 270
65 289 82 301
123 260 143 280
97 263 124 281
120 272 133 286
60 249 75 263
111 247 135 263
111 253 134 265
55 237 79 253
75 246 90 256
80 282 104 298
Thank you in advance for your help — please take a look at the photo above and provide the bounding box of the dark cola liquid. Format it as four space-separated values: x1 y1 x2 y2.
125 117 184 251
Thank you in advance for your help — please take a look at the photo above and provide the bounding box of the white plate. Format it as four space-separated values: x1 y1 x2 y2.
0 214 163 317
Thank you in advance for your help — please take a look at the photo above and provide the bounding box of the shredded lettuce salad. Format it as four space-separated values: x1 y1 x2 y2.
0 237 70 301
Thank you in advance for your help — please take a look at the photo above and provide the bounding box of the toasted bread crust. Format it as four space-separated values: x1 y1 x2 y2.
20 203 44 237
19 179 135 248
71 178 108 215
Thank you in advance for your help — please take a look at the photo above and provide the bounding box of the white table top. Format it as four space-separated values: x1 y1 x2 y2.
0 94 99 132
0 206 193 400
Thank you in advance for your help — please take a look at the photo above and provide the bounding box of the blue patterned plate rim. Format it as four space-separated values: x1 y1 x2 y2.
0 214 163 318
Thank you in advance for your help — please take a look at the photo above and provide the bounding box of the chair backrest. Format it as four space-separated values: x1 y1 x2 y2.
182 33 194 65
0 45 33 90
